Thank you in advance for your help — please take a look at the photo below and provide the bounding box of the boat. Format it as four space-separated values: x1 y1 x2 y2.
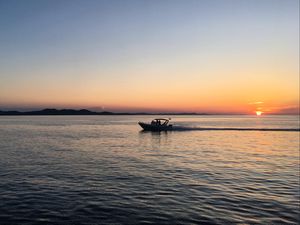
138 118 173 131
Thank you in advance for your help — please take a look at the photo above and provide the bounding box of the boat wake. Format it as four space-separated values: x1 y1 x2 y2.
171 126 300 132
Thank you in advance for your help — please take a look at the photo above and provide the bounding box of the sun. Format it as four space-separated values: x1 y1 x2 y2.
256 111 263 116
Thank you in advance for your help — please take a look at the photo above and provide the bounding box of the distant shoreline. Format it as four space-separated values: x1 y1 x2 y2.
0 108 211 116
0 108 297 116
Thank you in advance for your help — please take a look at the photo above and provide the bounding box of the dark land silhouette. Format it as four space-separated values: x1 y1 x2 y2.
0 108 206 116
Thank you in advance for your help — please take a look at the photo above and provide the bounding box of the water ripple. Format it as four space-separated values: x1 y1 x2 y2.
0 115 299 224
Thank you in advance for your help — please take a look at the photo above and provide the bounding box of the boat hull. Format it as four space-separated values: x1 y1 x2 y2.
138 122 173 131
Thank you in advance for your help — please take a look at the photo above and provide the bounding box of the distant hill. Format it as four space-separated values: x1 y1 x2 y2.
0 108 114 115
0 108 208 116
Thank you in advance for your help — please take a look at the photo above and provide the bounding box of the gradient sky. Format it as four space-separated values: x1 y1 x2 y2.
0 0 299 114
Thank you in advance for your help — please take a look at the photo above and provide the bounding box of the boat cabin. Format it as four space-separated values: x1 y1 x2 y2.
150 118 170 126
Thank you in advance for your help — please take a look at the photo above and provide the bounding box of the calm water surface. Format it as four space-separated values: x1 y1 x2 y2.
0 115 299 224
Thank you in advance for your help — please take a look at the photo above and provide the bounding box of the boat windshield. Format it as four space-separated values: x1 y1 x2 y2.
151 119 169 126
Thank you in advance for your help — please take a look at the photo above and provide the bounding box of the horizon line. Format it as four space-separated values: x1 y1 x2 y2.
0 108 299 116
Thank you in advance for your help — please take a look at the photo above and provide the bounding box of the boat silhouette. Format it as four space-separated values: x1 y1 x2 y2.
138 118 173 131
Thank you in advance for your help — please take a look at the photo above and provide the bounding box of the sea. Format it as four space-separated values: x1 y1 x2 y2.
0 115 299 225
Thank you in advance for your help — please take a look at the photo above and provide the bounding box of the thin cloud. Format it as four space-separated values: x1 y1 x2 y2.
248 101 264 105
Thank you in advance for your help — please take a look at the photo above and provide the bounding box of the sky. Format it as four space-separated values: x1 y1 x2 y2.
0 0 299 114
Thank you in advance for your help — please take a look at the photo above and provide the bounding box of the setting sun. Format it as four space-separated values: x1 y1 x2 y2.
256 111 263 116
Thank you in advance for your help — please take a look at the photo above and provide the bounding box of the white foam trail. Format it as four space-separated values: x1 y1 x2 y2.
172 126 300 132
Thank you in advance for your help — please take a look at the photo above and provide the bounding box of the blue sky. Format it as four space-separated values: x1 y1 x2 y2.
0 0 299 113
